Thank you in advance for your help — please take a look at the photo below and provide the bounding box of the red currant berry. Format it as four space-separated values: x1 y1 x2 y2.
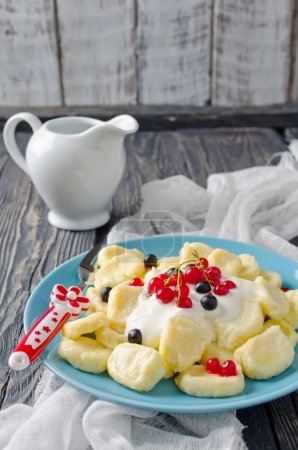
221 360 237 377
179 284 190 297
198 257 209 269
177 297 193 308
156 287 175 303
148 277 164 293
205 266 221 281
185 267 205 284
281 287 290 292
169 272 186 287
222 280 236 289
173 289 178 298
211 279 220 287
159 274 169 282
168 273 178 286
213 283 229 296
206 358 221 375
129 277 144 287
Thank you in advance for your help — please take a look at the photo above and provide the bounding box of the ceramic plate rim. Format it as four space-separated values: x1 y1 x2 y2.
24 235 298 413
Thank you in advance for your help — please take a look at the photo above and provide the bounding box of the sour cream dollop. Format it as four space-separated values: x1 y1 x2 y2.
125 270 255 347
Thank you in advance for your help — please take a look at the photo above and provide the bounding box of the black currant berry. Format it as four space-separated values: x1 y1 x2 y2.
185 263 195 269
101 286 112 303
195 280 211 294
128 328 142 345
144 254 158 268
165 267 176 276
200 294 218 310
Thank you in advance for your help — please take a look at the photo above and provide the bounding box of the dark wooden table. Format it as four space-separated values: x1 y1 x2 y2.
1 113 298 450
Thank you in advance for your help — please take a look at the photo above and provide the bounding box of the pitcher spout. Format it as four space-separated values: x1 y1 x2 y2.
85 114 139 149
107 115 139 135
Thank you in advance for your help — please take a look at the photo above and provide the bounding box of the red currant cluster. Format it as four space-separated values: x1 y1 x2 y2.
129 254 238 309
147 273 192 308
206 358 237 377
184 258 220 284
185 257 236 296
213 279 236 296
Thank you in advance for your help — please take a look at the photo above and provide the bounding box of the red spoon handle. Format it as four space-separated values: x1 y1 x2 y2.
9 304 71 370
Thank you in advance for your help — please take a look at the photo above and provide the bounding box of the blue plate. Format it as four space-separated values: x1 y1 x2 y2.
24 235 298 413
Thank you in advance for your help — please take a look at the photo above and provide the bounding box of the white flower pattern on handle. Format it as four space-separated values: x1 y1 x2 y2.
50 284 90 318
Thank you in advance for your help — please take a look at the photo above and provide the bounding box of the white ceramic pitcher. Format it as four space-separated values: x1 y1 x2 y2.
4 113 138 230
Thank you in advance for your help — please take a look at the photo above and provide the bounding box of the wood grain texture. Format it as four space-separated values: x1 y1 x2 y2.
266 397 298 450
289 0 298 102
2 104 298 131
212 0 294 106
237 405 278 450
57 0 136 106
0 0 61 106
137 0 212 105
0 132 95 408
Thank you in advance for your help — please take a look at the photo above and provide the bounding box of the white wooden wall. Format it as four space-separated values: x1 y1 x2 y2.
0 0 297 107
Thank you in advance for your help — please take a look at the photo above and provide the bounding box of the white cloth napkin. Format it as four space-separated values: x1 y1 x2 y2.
1 142 298 450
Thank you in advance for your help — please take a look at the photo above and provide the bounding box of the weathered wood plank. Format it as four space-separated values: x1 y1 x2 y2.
137 0 212 106
56 0 136 106
291 390 298 417
212 0 294 106
2 104 298 131
266 397 298 450
289 0 298 102
237 406 278 450
0 132 95 408
0 0 61 106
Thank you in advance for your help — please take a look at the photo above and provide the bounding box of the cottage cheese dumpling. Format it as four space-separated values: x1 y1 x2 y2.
108 343 165 391
58 337 111 374
159 316 215 372
217 299 264 350
261 270 282 288
175 364 244 398
234 325 294 379
200 342 234 364
97 245 127 267
107 282 143 333
262 319 298 347
86 286 108 313
179 242 213 266
238 254 261 281
94 248 145 291
157 256 180 272
255 276 289 321
208 249 242 277
62 312 107 339
96 326 125 349
285 290 298 329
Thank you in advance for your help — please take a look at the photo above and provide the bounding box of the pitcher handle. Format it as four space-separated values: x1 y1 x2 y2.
3 112 42 175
